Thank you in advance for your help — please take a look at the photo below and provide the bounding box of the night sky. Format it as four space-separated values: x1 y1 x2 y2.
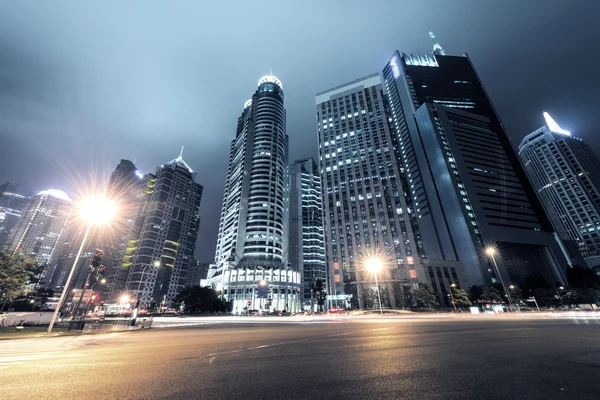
1 1 598 262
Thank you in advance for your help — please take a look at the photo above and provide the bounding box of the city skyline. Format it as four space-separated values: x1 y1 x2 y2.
1 1 599 263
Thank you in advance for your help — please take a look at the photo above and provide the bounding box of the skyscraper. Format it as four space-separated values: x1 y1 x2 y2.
315 74 467 309
0 182 32 249
519 113 600 268
120 152 203 306
103 159 148 302
288 158 326 311
5 189 71 267
210 75 301 313
381 42 568 288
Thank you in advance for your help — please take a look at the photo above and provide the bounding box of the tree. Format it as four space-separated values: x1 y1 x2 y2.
172 286 227 314
413 283 437 309
314 279 327 312
401 284 414 307
450 286 472 307
532 288 556 308
567 265 600 289
0 251 42 310
575 288 600 308
343 278 359 309
480 286 502 303
469 285 484 302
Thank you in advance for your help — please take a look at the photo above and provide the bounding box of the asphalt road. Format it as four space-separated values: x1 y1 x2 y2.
1 316 599 399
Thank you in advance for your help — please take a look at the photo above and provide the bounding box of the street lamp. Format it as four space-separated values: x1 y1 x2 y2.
448 283 457 311
365 257 383 314
131 261 161 325
485 246 514 312
48 194 117 333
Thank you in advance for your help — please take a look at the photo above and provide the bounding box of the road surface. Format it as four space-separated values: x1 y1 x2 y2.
1 315 599 399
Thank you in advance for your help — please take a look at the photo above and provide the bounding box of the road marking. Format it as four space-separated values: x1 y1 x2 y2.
31 362 125 367
209 357 216 364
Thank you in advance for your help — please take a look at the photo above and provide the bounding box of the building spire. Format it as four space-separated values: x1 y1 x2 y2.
179 145 184 157
429 29 446 56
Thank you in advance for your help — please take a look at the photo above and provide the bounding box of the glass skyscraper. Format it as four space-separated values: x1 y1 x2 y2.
382 47 569 288
5 189 72 267
288 158 326 311
0 182 32 249
210 75 301 313
519 113 600 268
315 74 467 308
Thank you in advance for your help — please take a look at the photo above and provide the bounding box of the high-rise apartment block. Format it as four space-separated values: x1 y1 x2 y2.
519 113 600 268
315 74 467 308
381 46 568 288
120 153 203 306
288 158 326 310
210 76 301 313
5 189 71 267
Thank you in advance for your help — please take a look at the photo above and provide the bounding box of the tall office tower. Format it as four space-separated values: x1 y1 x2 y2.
288 158 327 311
0 182 32 248
121 152 203 306
382 45 568 289
103 160 147 302
210 75 301 313
315 74 467 309
5 189 71 268
519 113 600 268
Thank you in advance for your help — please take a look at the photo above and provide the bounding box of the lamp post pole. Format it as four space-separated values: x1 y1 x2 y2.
488 251 514 312
373 270 383 315
48 224 92 333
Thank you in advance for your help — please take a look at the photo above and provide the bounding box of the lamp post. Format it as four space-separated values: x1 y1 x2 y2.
448 283 457 311
485 247 514 312
365 258 383 314
131 261 160 325
556 286 565 307
47 195 116 333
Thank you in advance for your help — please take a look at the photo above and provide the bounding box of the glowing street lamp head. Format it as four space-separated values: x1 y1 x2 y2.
79 195 117 225
100 278 107 284
120 295 130 304
153 261 161 267
365 257 383 273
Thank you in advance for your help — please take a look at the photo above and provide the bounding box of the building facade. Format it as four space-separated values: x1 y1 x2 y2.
382 47 568 289
0 182 32 249
5 189 71 268
185 260 211 287
289 158 327 311
315 74 467 309
519 113 600 268
210 75 301 313
120 153 203 307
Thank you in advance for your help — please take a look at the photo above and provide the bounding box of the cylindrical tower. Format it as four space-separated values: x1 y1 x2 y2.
243 76 286 262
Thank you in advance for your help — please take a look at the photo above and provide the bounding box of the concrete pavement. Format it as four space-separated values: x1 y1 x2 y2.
0 316 599 399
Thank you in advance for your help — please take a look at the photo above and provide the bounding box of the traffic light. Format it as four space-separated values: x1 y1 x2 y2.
96 265 106 282
90 249 104 271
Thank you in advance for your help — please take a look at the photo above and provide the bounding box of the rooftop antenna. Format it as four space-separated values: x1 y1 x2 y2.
428 28 446 56
179 145 184 158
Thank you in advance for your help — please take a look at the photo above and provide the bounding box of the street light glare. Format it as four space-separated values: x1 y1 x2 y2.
154 261 161 267
120 295 130 304
485 247 496 256
365 257 383 273
79 195 117 225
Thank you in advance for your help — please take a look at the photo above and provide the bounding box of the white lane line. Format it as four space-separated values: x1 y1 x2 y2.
31 362 125 367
